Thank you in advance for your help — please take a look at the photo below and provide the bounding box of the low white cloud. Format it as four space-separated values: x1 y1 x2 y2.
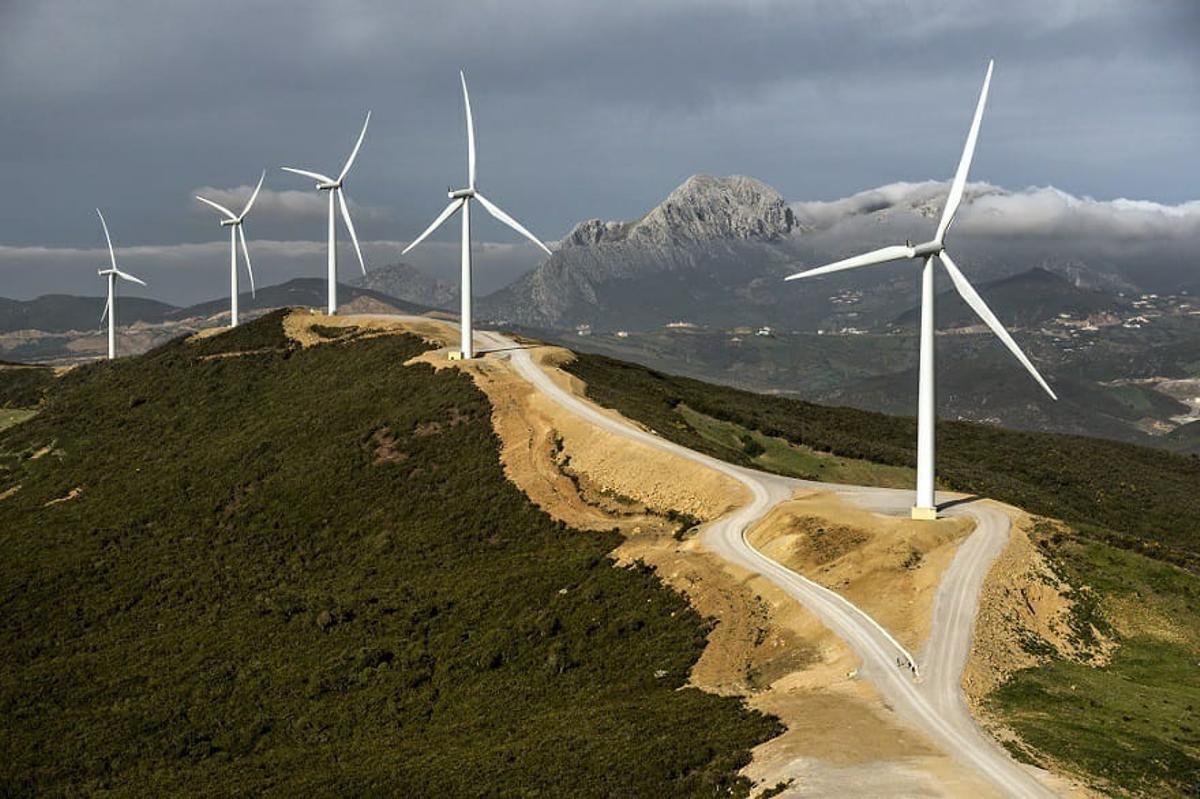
0 238 549 304
188 183 390 222
790 181 947 228
791 181 1200 241
961 185 1200 239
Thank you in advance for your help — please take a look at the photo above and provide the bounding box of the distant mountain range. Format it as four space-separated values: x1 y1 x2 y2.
0 294 178 334
2 172 1197 451
482 174 1198 334
0 278 428 335
891 267 1127 330
350 262 458 310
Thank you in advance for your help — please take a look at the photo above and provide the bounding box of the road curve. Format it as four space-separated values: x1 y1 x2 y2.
461 327 1053 797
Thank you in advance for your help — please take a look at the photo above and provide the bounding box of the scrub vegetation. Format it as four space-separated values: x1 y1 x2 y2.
676 404 913 488
0 311 779 796
564 351 1200 795
0 362 56 409
989 526 1200 795
563 352 1200 568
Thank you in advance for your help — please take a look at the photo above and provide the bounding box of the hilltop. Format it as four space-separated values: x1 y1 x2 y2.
0 312 777 796
2 314 1198 794
0 279 432 364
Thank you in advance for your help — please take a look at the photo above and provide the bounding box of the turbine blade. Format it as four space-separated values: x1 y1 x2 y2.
238 225 256 297
402 199 464 255
337 189 367 275
338 111 371 183
784 245 914 280
474 193 552 255
100 294 110 324
96 208 118 270
281 166 335 183
238 170 266 220
195 195 238 220
116 270 147 287
939 250 1056 400
936 60 993 243
461 70 476 189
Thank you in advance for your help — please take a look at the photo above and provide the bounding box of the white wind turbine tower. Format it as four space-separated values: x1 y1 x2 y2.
403 71 552 359
195 171 264 327
95 209 147 361
784 61 1057 520
281 112 371 315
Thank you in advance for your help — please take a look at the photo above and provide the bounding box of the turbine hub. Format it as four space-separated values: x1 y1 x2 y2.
448 187 475 200
911 239 943 258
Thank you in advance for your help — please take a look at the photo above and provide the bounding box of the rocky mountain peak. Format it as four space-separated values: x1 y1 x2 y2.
561 174 795 249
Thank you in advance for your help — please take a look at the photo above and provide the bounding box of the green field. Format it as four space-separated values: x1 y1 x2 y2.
0 312 779 796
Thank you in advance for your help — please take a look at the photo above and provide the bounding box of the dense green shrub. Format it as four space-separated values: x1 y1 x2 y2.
0 314 778 796
0 363 56 408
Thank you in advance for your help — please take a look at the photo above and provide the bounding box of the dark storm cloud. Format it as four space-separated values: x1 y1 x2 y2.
0 0 1196 302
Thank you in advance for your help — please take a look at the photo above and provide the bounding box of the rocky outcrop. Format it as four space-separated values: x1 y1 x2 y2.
481 175 800 328
350 262 457 310
561 174 796 250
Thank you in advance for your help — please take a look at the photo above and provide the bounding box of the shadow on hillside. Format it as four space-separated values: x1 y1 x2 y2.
479 343 542 355
938 495 982 512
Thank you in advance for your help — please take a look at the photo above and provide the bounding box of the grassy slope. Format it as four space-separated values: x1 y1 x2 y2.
562 351 1200 795
0 363 56 409
563 352 1200 567
675 405 913 488
0 312 778 797
990 529 1200 795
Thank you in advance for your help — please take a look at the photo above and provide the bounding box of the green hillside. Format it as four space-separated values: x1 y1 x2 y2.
563 352 1200 568
563 351 1200 794
0 362 57 409
0 312 777 796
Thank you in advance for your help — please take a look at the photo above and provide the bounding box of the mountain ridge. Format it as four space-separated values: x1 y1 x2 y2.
482 174 802 329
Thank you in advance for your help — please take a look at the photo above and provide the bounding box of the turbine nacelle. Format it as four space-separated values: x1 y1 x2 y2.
280 111 373 289
783 58 1056 404
448 187 475 200
911 239 942 258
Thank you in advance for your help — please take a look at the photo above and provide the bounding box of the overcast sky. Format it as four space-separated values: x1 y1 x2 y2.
1 0 1197 303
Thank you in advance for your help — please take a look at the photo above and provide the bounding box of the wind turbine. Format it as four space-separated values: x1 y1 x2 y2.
195 171 264 327
783 61 1057 520
95 209 147 361
403 71 552 359
281 112 371 315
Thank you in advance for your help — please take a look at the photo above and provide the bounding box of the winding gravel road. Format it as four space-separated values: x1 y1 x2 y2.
468 328 1054 797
